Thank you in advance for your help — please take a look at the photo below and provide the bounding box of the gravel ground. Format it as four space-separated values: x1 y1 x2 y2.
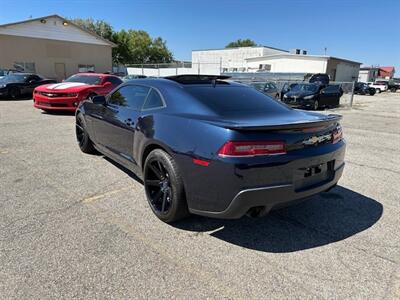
0 92 399 299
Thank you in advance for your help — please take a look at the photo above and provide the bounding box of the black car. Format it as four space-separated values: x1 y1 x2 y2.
280 82 298 100
0 73 56 99
282 83 342 110
76 75 345 223
354 82 376 95
308 73 330 86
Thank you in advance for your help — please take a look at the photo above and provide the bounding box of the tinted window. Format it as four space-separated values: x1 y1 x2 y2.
0 74 29 83
65 75 102 85
249 83 265 91
143 89 164 110
109 85 150 110
185 86 289 114
105 76 123 86
291 84 319 93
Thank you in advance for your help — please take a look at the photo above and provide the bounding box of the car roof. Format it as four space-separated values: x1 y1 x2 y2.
72 73 117 78
122 76 244 90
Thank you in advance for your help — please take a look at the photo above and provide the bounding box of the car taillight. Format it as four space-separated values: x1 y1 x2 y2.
332 124 343 144
218 141 286 157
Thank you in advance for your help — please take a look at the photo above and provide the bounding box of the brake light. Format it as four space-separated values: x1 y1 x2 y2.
332 125 343 144
218 141 286 157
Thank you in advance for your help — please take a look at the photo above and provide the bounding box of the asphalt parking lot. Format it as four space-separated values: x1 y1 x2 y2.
0 92 399 299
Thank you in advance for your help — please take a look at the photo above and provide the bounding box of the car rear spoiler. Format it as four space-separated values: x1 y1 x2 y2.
208 114 342 131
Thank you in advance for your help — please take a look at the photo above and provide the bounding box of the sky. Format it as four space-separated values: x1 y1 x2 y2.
0 0 399 74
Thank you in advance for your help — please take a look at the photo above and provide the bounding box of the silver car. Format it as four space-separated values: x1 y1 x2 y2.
249 82 279 98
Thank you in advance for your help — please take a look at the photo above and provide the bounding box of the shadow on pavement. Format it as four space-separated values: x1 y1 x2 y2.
174 186 383 253
102 156 143 184
40 110 75 116
0 96 32 101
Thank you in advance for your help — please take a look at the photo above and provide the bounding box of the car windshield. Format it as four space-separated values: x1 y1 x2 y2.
65 75 102 85
0 74 28 83
290 84 319 93
185 85 290 115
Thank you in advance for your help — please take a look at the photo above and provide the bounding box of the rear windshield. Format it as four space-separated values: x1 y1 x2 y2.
65 75 102 85
185 86 289 114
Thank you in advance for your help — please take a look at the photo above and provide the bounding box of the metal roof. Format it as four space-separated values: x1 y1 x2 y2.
245 53 362 65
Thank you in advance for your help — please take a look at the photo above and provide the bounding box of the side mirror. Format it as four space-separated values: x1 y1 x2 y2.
103 82 112 87
92 95 106 105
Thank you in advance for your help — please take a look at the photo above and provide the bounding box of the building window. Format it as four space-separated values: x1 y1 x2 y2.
78 64 95 72
14 62 36 73
259 64 271 71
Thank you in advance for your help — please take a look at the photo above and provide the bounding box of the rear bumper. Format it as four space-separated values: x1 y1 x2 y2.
33 94 82 111
189 162 344 219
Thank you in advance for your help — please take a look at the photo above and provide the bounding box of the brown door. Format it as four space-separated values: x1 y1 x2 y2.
54 63 66 82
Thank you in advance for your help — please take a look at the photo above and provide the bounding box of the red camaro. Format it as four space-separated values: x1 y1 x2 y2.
33 73 122 112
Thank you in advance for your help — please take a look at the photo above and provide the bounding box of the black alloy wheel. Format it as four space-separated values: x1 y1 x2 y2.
144 149 188 223
146 160 172 214
87 93 97 101
9 87 20 99
75 114 96 154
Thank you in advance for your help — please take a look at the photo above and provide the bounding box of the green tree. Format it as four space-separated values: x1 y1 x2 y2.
71 18 114 41
112 30 173 64
225 39 257 48
70 18 173 64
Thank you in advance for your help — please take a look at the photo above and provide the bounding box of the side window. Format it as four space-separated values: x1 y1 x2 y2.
105 76 123 86
109 85 150 110
143 89 165 110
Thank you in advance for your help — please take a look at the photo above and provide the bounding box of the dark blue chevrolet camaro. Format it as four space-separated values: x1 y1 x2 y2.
75 75 346 223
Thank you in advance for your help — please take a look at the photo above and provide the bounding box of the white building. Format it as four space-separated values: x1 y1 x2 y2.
245 53 361 81
191 46 287 72
358 67 379 83
128 45 361 82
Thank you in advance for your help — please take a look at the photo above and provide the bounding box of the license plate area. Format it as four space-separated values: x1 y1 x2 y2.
294 160 334 192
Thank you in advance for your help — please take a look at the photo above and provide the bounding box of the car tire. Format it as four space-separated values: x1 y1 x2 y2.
376 88 381 93
369 90 376 96
390 88 397 93
87 92 97 100
75 114 96 154
313 100 319 110
144 149 189 223
8 87 21 99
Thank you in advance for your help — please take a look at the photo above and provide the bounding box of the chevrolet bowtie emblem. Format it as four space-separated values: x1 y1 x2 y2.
303 134 331 146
